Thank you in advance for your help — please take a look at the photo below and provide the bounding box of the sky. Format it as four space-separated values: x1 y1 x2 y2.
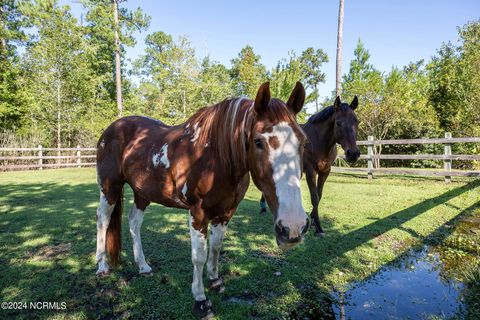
68 0 479 111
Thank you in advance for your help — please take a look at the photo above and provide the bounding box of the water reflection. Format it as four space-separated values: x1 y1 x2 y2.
333 247 465 319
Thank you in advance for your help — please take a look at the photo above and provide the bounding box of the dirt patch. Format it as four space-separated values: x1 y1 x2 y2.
27 243 72 261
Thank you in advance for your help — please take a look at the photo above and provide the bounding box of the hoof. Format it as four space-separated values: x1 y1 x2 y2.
260 208 267 214
314 231 325 238
208 278 225 293
140 271 153 277
192 299 214 319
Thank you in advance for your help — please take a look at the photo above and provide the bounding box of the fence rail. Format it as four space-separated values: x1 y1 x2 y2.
334 133 480 183
1 133 479 183
0 145 96 171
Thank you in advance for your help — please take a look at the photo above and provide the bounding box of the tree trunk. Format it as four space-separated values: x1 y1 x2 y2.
182 89 186 116
0 1 7 60
113 0 123 117
335 0 345 97
56 79 61 163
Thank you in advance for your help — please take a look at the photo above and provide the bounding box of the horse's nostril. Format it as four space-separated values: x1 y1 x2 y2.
275 220 289 237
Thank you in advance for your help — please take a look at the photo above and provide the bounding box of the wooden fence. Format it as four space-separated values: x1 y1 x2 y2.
0 146 96 171
334 133 480 183
1 133 479 183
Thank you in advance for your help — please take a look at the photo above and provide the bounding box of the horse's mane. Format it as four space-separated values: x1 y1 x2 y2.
307 106 335 124
185 97 296 174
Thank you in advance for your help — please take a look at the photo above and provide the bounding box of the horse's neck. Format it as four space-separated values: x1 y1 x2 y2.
304 116 337 157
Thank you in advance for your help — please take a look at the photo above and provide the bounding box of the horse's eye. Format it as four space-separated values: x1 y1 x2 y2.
336 122 342 127
254 139 264 150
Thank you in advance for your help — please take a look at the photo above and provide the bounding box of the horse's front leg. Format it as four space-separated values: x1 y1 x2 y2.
207 220 228 293
315 169 331 236
189 211 213 319
305 168 322 236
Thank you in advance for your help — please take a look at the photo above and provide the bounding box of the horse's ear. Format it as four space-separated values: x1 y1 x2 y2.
287 81 305 115
333 96 341 111
350 96 358 110
254 82 271 115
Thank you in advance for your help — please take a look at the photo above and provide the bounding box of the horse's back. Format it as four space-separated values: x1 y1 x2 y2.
96 116 169 195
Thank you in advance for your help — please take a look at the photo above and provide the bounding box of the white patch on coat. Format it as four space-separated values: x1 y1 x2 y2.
152 144 170 169
189 214 207 301
182 183 188 197
191 123 201 143
128 204 152 274
184 123 191 135
152 153 161 168
95 191 115 275
99 139 105 148
207 223 227 280
261 121 306 239
159 144 170 168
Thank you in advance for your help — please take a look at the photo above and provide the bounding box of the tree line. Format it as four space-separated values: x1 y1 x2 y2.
1 1 478 168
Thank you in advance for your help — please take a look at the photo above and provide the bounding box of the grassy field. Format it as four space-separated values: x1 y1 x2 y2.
0 168 479 319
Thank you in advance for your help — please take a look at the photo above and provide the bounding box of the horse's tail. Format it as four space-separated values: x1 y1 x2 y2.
107 187 123 266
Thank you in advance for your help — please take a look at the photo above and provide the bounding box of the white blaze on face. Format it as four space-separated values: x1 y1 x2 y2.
261 121 306 238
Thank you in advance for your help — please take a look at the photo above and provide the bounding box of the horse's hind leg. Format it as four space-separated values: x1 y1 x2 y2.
128 193 152 275
96 191 115 276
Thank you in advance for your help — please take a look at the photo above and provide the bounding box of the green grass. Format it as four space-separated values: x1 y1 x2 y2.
0 168 479 319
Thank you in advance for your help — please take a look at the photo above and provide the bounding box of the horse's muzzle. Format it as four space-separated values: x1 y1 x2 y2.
346 149 360 163
275 217 310 250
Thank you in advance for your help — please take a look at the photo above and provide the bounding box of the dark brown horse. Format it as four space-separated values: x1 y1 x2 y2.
260 96 359 236
95 82 309 318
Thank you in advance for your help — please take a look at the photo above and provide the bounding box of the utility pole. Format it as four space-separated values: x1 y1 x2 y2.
335 0 345 97
113 0 122 117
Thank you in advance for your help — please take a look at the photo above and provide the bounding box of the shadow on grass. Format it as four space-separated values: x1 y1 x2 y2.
0 178 478 319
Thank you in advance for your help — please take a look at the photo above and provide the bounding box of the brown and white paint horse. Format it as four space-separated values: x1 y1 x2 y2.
95 82 309 318
259 96 360 236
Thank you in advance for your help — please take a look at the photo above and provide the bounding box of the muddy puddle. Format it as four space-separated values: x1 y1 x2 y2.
332 246 466 319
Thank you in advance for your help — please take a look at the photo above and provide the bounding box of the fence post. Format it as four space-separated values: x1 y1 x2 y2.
38 145 43 170
444 132 452 183
76 145 81 168
367 136 374 179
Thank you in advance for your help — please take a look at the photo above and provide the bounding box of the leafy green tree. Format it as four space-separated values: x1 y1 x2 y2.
80 0 150 116
269 53 308 121
230 45 267 97
196 56 234 107
427 20 480 168
133 31 199 123
428 20 480 138
0 0 30 130
300 47 328 112
19 0 108 147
